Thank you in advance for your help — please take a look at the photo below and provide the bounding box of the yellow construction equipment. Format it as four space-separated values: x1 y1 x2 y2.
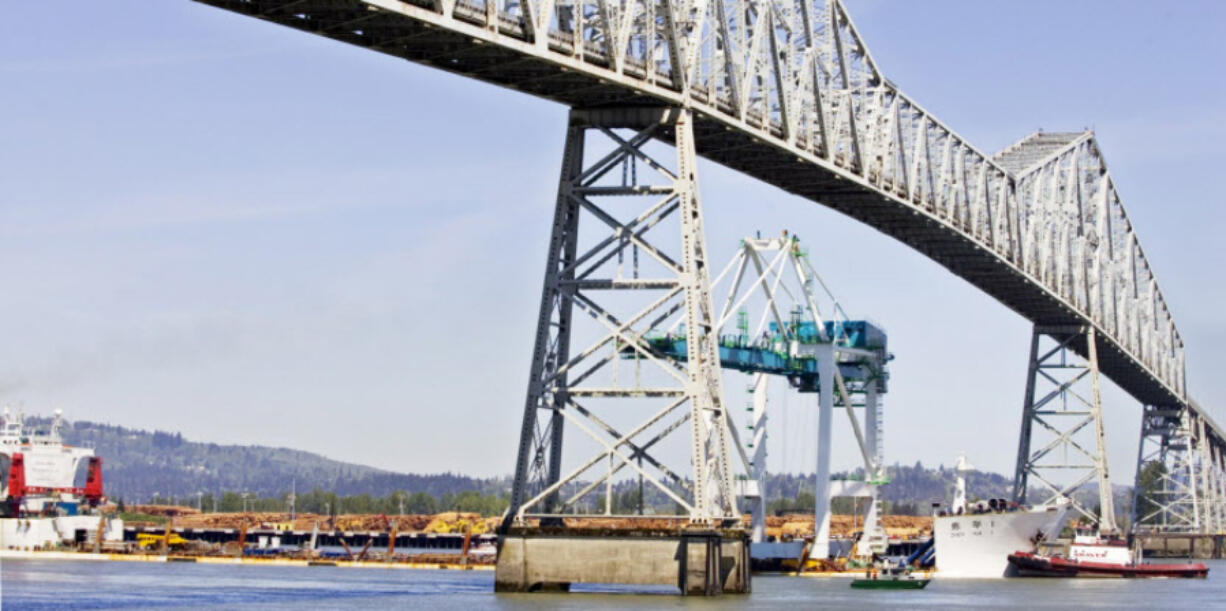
136 532 189 550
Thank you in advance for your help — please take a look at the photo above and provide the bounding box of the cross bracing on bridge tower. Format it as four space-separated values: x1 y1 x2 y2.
502 109 743 525
195 0 1226 537
1013 326 1117 534
494 109 890 528
1132 402 1226 535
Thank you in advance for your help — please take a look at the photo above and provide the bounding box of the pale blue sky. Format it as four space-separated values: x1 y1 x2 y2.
1 1 1223 481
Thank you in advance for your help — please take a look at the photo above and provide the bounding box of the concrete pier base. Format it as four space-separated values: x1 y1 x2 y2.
495 528 751 595
1137 534 1226 559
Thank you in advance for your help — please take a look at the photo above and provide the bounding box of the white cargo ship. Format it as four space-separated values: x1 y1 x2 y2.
931 456 1070 578
0 408 124 551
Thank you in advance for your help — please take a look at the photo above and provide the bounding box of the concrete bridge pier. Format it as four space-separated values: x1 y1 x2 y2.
1136 533 1226 559
495 528 751 596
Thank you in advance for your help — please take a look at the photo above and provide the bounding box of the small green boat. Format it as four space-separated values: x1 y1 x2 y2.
850 567 930 590
850 577 930 589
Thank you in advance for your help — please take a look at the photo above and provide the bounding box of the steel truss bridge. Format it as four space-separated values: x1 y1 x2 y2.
196 0 1224 534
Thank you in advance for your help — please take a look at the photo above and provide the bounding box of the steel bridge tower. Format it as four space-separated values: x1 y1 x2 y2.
504 107 739 527
1132 402 1226 535
1012 325 1116 534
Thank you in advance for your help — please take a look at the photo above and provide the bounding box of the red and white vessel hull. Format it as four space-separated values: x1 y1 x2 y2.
1007 551 1208 579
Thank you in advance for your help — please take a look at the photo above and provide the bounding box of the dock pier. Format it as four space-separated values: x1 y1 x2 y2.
118 526 494 559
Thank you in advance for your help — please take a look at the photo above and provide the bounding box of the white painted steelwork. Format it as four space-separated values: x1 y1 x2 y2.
189 0 1222 531
193 0 1189 408
506 108 738 524
745 372 767 542
1013 325 1116 535
1131 403 1226 534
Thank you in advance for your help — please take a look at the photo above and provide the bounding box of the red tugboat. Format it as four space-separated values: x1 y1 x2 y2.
1008 531 1208 579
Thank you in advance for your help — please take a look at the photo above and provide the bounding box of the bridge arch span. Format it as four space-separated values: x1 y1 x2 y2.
194 0 1223 530
199 0 1201 424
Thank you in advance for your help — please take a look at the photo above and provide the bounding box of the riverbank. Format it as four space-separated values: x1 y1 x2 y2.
122 506 932 538
0 549 493 571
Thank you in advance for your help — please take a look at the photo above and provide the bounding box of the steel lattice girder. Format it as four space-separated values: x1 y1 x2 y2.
1132 406 1200 533
506 108 738 524
193 0 1219 452
1131 406 1226 534
1013 325 1116 533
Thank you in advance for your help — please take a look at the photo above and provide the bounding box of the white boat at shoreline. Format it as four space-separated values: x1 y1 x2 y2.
931 455 1070 578
0 408 123 550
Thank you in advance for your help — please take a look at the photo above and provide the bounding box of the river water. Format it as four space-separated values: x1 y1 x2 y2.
3 558 1225 609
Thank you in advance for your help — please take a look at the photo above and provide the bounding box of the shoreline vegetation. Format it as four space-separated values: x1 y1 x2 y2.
38 416 1132 519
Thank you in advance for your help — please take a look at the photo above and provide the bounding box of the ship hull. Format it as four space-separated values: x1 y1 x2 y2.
850 578 929 589
932 507 1068 578
1007 552 1208 579
0 516 124 551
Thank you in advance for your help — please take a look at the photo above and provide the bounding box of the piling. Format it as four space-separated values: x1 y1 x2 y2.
385 522 397 564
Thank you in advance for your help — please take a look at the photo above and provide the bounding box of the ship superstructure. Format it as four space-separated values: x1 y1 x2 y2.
0 408 121 551
2 408 99 510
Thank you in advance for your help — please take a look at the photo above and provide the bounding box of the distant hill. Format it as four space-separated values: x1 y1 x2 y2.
827 462 1132 517
44 418 507 501
36 417 1129 516
766 463 1014 515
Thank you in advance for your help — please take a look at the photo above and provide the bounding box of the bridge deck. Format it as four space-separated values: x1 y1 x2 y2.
193 0 1214 441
